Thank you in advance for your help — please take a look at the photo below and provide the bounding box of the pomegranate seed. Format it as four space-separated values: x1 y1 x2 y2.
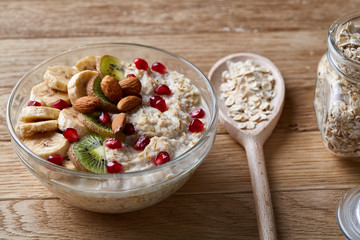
63 128 79 142
47 154 63 166
106 161 124 173
155 84 171 95
134 58 148 70
123 123 135 135
151 62 167 74
150 96 167 112
189 119 204 133
27 101 42 106
154 151 171 166
52 99 70 110
190 108 205 118
126 74 136 78
99 111 111 124
104 138 122 149
133 137 150 151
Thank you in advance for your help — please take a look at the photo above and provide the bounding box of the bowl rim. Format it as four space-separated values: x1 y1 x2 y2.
6 42 218 179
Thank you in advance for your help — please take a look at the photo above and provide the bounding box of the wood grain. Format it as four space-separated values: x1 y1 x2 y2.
0 190 345 239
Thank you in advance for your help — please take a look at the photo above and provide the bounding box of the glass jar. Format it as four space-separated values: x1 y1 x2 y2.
337 186 360 239
315 12 360 157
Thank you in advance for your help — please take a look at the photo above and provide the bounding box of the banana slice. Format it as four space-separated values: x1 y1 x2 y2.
16 120 58 138
44 66 78 92
58 107 90 138
30 81 70 106
20 106 60 122
22 132 70 159
67 70 99 105
75 56 99 72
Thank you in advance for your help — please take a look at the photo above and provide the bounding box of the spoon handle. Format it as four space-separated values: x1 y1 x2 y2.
245 137 277 240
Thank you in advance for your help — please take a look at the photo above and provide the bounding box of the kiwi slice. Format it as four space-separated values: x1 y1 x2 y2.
87 76 119 113
78 112 115 138
69 133 107 173
97 55 125 80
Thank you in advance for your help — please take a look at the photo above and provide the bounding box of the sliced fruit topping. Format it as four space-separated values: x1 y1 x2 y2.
97 55 125 80
99 111 111 124
134 58 148 70
155 84 171 95
44 66 78 92
75 56 98 72
70 133 107 173
106 161 124 173
16 120 58 138
154 151 170 166
117 96 142 112
133 137 150 151
119 77 142 96
112 113 127 134
58 107 90 138
87 76 119 113
78 112 116 138
101 75 123 103
20 106 60 122
28 101 42 106
151 62 167 74
189 108 205 118
150 96 167 112
47 154 63 166
63 128 79 142
30 81 70 107
73 96 101 114
52 99 70 110
126 74 136 78
104 138 122 149
67 70 99 105
189 119 204 132
123 123 135 135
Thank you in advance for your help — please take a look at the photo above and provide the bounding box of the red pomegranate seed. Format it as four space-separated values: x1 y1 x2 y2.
106 161 124 173
151 62 167 74
47 154 63 166
190 108 205 118
99 111 111 124
27 101 42 106
63 128 79 142
126 74 136 78
134 58 148 70
123 123 135 135
52 99 70 110
150 96 167 112
189 119 204 133
155 84 171 95
104 138 122 149
154 151 171 166
133 137 150 151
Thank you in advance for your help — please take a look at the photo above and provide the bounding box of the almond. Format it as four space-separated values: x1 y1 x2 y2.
73 96 101 113
117 95 142 112
119 77 142 96
101 75 123 103
112 113 127 134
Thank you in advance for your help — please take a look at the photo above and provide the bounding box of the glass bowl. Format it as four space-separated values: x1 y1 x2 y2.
6 43 218 213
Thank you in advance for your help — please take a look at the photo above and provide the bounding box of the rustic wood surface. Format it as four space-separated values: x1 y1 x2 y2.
0 0 358 239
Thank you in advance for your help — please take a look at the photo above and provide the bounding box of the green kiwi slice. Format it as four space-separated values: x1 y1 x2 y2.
97 55 125 80
86 76 119 113
78 112 115 138
70 133 107 173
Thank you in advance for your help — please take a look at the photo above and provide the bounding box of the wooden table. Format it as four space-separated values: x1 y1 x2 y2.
1 1 359 239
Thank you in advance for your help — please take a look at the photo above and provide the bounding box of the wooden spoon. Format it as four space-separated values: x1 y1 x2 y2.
208 53 285 240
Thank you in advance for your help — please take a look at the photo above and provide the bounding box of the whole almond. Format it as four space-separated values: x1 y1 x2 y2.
112 113 127 134
101 75 123 103
117 95 142 112
73 96 101 113
119 77 142 96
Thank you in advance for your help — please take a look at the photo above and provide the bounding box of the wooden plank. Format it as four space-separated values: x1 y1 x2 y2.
0 0 356 39
0 189 345 239
2 129 360 199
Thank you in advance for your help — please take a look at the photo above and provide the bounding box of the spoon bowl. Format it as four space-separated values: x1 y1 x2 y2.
209 53 285 240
